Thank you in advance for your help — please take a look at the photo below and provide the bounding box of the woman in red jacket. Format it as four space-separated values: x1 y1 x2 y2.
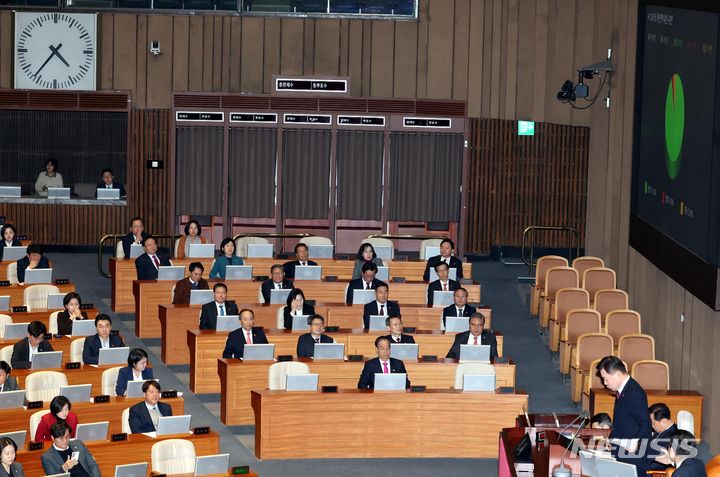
34 395 78 442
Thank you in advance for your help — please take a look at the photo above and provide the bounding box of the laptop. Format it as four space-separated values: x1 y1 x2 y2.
445 316 469 333
424 245 440 258
373 373 407 391
74 421 108 442
375 266 389 282
96 188 120 200
462 374 496 391
313 343 344 360
308 244 334 259
225 265 253 280
46 293 65 309
47 187 71 199
59 384 92 402
291 315 309 331
31 351 63 369
285 373 318 391
352 289 376 305
0 390 26 410
3 323 29 340
157 266 184 281
373 245 393 260
0 430 26 449
0 186 21 198
188 243 215 258
294 265 322 280
189 289 214 305
70 320 97 336
247 243 273 258
368 315 387 331
129 244 144 259
194 454 230 477
432 290 455 307
428 267 458 282
215 315 241 332
114 463 148 477
126 379 157 399
459 344 491 363
242 344 275 361
98 347 130 365
595 457 636 477
45 474 71 477
270 288 291 304
2 246 26 261
156 415 191 436
579 450 599 477
0 296 9 312
24 268 53 284
390 343 418 360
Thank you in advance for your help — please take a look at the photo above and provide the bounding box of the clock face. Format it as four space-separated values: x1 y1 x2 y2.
14 12 97 90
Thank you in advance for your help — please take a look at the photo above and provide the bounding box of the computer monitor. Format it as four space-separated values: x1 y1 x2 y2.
352 289 376 305
98 347 130 366
313 343 344 360
308 244 334 259
285 374 318 391
59 384 92 402
194 454 230 477
373 245 393 260
424 245 440 259
462 374 496 391
225 265 252 280
432 290 455 307
368 315 387 331
189 289 214 305
270 289 291 304
247 243 273 258
188 243 215 258
595 457 636 477
70 320 96 336
74 421 108 442
294 266 322 280
46 293 65 309
373 373 406 391
1 246 26 261
0 296 9 312
0 430 26 449
157 266 184 281
291 315 309 331
96 188 120 200
47 187 71 199
3 323 29 340
375 266 389 282
445 316 469 333
242 344 275 361
31 351 63 369
114 462 148 477
428 267 457 282
24 268 53 284
0 391 26 410
0 186 21 198
156 415 191 436
128 244 143 259
126 379 157 399
579 450 598 477
215 315 241 332
459 344 491 363
390 343 418 360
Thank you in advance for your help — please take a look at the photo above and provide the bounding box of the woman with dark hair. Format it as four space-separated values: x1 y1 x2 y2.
0 436 24 477
176 219 208 259
115 348 154 396
34 396 78 442
56 292 89 336
283 288 315 330
0 224 21 262
351 243 384 279
34 158 63 196
209 237 244 279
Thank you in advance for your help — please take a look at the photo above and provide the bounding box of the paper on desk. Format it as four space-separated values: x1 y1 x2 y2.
142 432 157 438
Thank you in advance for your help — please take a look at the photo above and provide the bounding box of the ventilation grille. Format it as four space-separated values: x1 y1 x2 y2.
415 100 466 117
78 92 129 110
319 97 367 112
270 96 319 111
221 95 270 109
28 92 78 108
0 90 29 107
366 99 415 113
174 94 221 108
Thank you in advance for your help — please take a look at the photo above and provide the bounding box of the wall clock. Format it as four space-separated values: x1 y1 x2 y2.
14 12 97 90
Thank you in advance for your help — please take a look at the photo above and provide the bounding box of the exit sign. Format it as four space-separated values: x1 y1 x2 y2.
518 121 535 136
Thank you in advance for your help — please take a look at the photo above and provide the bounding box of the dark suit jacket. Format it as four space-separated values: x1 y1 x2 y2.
362 300 401 330
172 277 209 304
282 260 319 279
115 366 154 396
135 252 171 280
199 301 239 330
96 181 127 197
672 458 707 477
128 400 173 433
16 255 50 283
261 279 294 303
222 327 269 359
56 310 90 335
0 376 18 392
357 357 410 389
41 439 101 477
426 279 461 305
0 238 21 261
1 462 24 477
383 334 416 344
423 255 464 282
82 333 125 365
446 330 498 360
610 377 652 475
283 303 316 330
345 277 386 304
11 338 54 369
647 423 677 471
442 304 477 326
296 333 334 358
122 231 148 258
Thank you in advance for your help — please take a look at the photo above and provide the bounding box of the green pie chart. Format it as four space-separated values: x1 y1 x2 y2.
665 73 685 180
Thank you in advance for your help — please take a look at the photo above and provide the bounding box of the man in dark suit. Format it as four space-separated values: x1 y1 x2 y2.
261 264 294 303
446 313 498 360
222 309 269 359
16 243 50 284
383 316 415 344
596 355 652 476
82 314 125 365
666 430 706 477
647 403 678 472
283 243 318 279
122 216 148 258
363 283 401 330
0 360 18 392
11 321 54 369
41 421 101 477
97 168 127 197
358 336 410 389
199 283 239 330
135 235 171 280
128 380 173 433
442 287 477 327
172 262 209 304
423 238 464 281
427 261 461 305
296 314 334 358
346 262 386 304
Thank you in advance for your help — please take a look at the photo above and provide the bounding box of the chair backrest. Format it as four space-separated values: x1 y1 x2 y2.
676 410 695 435
268 361 311 390
544 267 579 299
586 358 604 392
0 314 12 339
299 236 333 246
563 309 601 342
24 285 60 310
582 268 617 301
631 360 669 391
618 334 655 368
48 311 60 335
605 310 642 342
363 237 395 259
71 338 86 363
151 439 197 474
419 238 443 260
535 256 569 290
29 409 51 440
115 241 125 259
554 288 590 324
170 285 176 302
6 263 18 285
25 371 68 402
276 306 285 329
234 236 270 258
574 333 614 370
593 289 629 321
102 366 123 396
0 345 12 364
173 238 180 258
121 407 131 434
258 286 265 304
453 362 496 389
572 256 605 280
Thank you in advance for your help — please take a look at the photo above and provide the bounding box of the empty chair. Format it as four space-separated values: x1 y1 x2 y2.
0 314 12 339
0 345 12 364
363 236 395 259
559 308 601 375
531 255 568 316
24 285 60 310
151 439 197 474
70 338 86 363
419 238 443 260
569 333 614 403
101 366 123 396
276 306 286 329
572 256 605 280
676 410 694 435
173 238 181 258
121 407 131 434
618 334 655 369
299 236 333 246
582 268 616 305
548 288 589 353
268 361 311 390
115 241 125 259
29 409 51 440
453 362 496 389
594 289 629 322
581 358 605 408
540 267 579 329
234 236 269 258
631 359 669 391
25 371 68 402
605 310 641 344
48 311 60 335
6 263 18 285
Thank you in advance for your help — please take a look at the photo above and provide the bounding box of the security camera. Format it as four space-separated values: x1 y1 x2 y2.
557 80 576 102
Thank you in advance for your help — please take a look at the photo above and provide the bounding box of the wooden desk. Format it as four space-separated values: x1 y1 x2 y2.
13 363 134 391
8 308 100 330
589 388 704 439
16 430 219 477
0 282 75 308
219 358 516 425
0 336 78 365
251 389 526 459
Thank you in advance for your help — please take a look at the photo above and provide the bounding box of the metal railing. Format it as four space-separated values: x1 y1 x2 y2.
366 234 450 241
97 233 179 278
231 232 313 241
520 226 580 276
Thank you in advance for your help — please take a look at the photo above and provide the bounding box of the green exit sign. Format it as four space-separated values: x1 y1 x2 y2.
518 120 535 136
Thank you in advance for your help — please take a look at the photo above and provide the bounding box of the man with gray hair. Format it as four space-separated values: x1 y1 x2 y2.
445 312 497 360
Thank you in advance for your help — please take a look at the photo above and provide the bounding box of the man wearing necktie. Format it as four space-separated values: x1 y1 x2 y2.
357 336 411 389
363 283 401 330
261 265 294 303
199 283 240 330
296 314 334 357
135 236 171 280
172 262 209 304
422 238 464 281
222 309 269 359
383 316 416 344
442 288 477 327
426 261 461 305
282 243 319 279
127 380 173 433
0 361 18 392
345 262 385 304
445 313 498 360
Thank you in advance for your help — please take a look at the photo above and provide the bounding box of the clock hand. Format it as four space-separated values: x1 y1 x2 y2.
33 49 58 77
49 43 70 67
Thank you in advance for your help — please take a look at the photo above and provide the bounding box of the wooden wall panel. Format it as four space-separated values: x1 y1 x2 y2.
146 15 174 109
188 16 204 91
369 21 394 98
0 11 11 89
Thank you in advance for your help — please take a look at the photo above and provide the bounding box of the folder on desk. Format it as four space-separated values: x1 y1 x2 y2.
428 267 457 282
98 347 130 365
308 244 334 259
285 374 318 391
462 374 496 392
374 373 406 391
368 315 387 331
459 344 490 363
189 289 214 305
47 187 71 199
126 379 158 399
74 421 109 442
445 316 469 333
270 289 291 304
294 265 322 280
390 343 418 360
156 415 191 436
194 454 230 477
59 384 92 402
114 462 148 477
352 289 376 305
313 343 344 360
247 243 273 258
97 188 120 200
291 315 310 331
242 344 275 361
0 186 21 198
373 246 393 260
375 266 389 282
432 291 454 307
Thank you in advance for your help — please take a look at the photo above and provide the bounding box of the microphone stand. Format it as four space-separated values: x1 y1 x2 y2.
552 413 589 477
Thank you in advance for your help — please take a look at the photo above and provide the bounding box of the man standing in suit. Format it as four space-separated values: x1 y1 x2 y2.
283 243 318 279
446 313 497 360
135 236 171 280
16 243 50 284
199 283 239 330
222 309 269 359
296 314 334 358
172 262 209 304
363 283 401 330
422 238 464 282
666 430 706 477
358 336 410 389
647 403 678 472
427 261 461 305
442 288 476 327
261 265 294 303
0 361 18 392
11 321 54 369
41 421 101 477
346 262 386 304
383 316 415 344
82 314 125 365
122 216 148 258
128 380 173 433
596 355 652 475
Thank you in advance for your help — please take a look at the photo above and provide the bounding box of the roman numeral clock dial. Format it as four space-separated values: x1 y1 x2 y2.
14 12 97 90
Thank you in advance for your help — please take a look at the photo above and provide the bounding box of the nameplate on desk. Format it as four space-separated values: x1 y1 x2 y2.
392 277 406 283
231 466 250 475
497 386 515 394
111 433 127 442
410 385 426 393
404 327 416 334
43 333 52 340
15 235 28 241
80 303 93 310
494 357 509 364
193 426 210 435
93 395 110 403
255 275 268 282
421 355 438 362
54 279 69 285
324 276 338 282
277 355 293 362
325 326 340 333
12 306 27 312
27 401 43 409
161 390 178 398
110 329 119 336
28 442 44 451
347 354 363 361
65 362 81 369
0 281 9 287
321 386 338 393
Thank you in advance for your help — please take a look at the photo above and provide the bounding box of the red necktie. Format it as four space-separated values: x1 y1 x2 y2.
473 335 478 345
382 362 389 374
152 255 160 268
443 282 448 291
380 304 385 315
245 330 252 344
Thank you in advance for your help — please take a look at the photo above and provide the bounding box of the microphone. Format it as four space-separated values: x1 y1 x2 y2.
552 412 590 477
557 410 590 438
552 411 560 428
